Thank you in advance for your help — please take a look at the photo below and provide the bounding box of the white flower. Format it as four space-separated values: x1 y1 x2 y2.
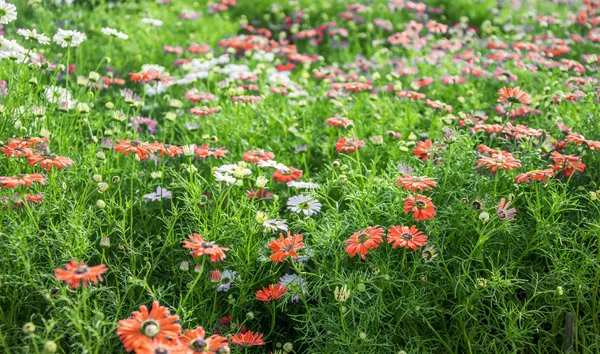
257 159 289 171
0 37 25 53
45 86 72 104
101 27 129 40
182 144 195 156
217 164 238 174
53 29 87 47
17 29 50 45
214 171 236 185
263 219 288 232
0 0 17 25
141 18 163 26
287 181 318 189
287 194 321 216
0 50 25 62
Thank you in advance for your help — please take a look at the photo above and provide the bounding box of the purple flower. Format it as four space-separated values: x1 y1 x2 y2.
143 187 171 201
217 270 237 292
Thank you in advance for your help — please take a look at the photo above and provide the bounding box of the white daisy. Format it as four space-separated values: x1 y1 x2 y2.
53 29 87 47
100 27 129 40
257 159 289 171
287 194 321 216
0 0 17 25
44 86 72 104
0 37 25 53
262 219 288 232
287 181 318 190
16 28 50 45
214 171 236 185
0 50 26 62
141 18 163 27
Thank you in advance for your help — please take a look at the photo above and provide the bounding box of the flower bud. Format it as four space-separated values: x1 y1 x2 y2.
96 199 106 209
23 322 36 334
43 341 57 353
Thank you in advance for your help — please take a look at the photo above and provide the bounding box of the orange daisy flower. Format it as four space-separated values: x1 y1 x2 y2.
387 225 428 251
335 137 365 153
550 151 586 177
230 331 265 346
155 143 184 158
54 260 108 289
397 174 437 192
177 327 229 354
1 138 37 157
268 231 305 264
136 337 180 354
565 133 587 145
403 195 436 221
116 301 182 352
242 149 275 163
0 174 46 188
183 233 230 263
344 226 385 260
413 139 441 162
272 167 302 183
27 153 74 171
255 283 288 303
114 140 158 160
476 152 521 173
326 114 354 128
497 86 532 105
194 143 228 159
514 169 554 184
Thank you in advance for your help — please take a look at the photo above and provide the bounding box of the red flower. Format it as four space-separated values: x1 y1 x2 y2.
177 327 229 354
194 143 228 159
268 232 305 264
246 189 272 200
387 225 428 250
255 283 288 303
397 174 437 192
403 195 436 221
272 167 302 183
54 260 108 289
155 143 184 158
116 301 181 352
136 338 180 354
514 169 554 184
497 86 532 105
344 226 385 260
0 174 46 188
413 139 440 162
325 114 354 128
242 149 274 163
476 152 521 173
182 233 230 262
27 153 73 171
335 137 365 153
230 331 265 346
114 140 158 160
550 151 585 177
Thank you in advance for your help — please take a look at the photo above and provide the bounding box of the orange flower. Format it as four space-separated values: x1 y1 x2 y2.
387 225 428 251
54 260 108 289
27 153 73 171
550 151 585 177
565 133 587 145
476 152 521 173
1 138 38 157
0 174 46 188
255 283 288 303
177 327 229 354
209 270 222 282
268 232 305 264
397 174 437 192
335 137 365 153
413 139 441 162
155 143 184 158
242 149 275 163
114 140 157 160
344 226 385 260
272 167 302 183
116 301 182 352
514 169 554 184
403 195 436 221
136 337 180 354
183 233 230 263
230 331 265 346
194 143 228 159
497 86 532 105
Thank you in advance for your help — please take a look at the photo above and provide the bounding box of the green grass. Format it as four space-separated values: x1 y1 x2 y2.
1 0 600 353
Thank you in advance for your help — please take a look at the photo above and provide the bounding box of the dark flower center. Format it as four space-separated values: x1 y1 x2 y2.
356 233 370 242
472 201 482 210
507 96 520 104
191 339 208 351
74 266 89 275
221 277 230 284
416 200 427 209
154 349 168 354
130 140 140 146
401 233 413 240
0 9 7 17
201 242 214 249
141 320 160 338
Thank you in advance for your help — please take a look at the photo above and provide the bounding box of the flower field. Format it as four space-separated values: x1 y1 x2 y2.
1 0 600 352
